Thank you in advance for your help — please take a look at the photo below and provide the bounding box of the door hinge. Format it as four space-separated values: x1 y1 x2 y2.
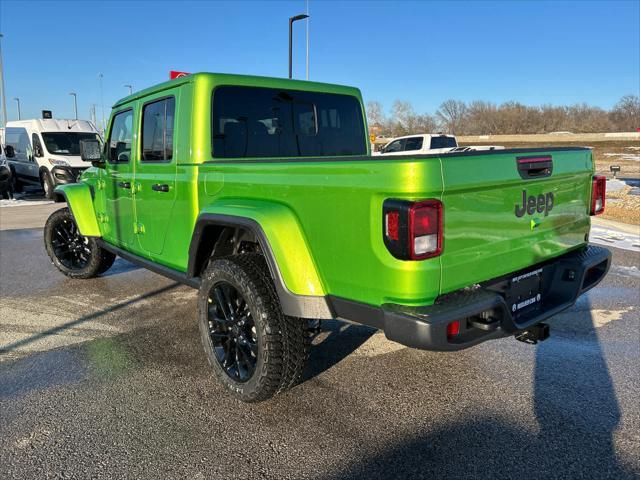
134 223 145 235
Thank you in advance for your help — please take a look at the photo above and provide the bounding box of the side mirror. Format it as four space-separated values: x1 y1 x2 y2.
4 145 15 158
79 139 104 167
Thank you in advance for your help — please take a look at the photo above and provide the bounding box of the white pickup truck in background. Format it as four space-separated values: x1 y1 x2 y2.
375 133 504 156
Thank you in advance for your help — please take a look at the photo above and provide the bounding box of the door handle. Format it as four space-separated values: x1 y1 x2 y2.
117 181 131 189
151 184 170 192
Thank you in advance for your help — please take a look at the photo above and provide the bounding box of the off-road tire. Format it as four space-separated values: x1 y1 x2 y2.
197 253 310 402
44 207 116 278
42 171 55 200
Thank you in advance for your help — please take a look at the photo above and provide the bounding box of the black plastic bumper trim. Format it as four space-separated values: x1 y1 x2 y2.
329 245 611 352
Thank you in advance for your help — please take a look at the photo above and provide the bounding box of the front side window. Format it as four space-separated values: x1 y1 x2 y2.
212 86 366 158
142 97 175 162
404 137 423 151
384 139 404 153
40 132 99 156
108 109 133 163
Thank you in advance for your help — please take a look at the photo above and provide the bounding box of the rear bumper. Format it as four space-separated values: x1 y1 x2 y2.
51 166 87 185
330 245 611 351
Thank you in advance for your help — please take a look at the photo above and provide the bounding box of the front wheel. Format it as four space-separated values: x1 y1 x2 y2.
42 171 55 200
197 254 310 402
44 208 116 278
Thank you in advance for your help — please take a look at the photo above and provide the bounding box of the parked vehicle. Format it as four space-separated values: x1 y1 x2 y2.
4 119 100 200
44 73 611 402
376 133 505 156
378 133 459 155
0 143 13 200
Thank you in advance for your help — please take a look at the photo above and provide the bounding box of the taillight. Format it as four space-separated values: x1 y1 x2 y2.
446 320 460 339
591 175 606 216
383 199 443 260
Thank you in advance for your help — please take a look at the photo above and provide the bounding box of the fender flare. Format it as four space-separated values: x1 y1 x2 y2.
188 212 334 319
55 183 101 237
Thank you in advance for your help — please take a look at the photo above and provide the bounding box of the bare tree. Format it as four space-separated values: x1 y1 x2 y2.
436 99 467 134
366 94 637 137
366 100 386 129
609 94 640 131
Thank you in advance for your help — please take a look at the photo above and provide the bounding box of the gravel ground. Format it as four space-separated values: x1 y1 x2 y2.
0 204 638 480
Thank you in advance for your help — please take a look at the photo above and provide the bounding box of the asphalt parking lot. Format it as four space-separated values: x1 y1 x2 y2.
0 201 639 479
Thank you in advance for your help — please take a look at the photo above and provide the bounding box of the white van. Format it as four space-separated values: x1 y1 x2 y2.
4 119 100 199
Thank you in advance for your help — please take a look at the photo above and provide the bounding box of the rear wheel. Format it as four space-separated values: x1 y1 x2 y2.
197 254 309 402
44 208 116 278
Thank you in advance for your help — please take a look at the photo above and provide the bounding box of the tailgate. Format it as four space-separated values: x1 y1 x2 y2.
439 148 593 295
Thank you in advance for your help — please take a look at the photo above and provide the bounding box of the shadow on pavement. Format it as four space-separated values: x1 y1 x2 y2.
303 320 376 382
320 300 633 479
99 258 142 277
0 282 180 355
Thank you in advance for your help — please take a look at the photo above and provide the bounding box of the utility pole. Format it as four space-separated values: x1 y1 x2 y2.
13 97 20 120
289 14 309 79
124 84 133 95
0 33 8 127
69 92 78 119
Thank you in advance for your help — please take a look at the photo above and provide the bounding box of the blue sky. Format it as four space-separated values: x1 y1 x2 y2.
1 0 639 126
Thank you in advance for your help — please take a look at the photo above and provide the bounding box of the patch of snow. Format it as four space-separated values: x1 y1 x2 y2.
590 225 640 252
606 179 626 192
602 152 640 161
0 198 54 208
610 265 640 279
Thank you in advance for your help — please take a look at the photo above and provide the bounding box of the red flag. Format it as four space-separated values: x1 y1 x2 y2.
170 71 191 79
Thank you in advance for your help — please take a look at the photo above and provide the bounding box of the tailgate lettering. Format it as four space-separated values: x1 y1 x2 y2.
515 190 554 218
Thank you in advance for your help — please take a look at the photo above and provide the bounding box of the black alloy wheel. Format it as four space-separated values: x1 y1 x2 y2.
50 216 91 270
207 281 258 382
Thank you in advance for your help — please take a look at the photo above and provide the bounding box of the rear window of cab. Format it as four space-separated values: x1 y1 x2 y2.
211 86 366 159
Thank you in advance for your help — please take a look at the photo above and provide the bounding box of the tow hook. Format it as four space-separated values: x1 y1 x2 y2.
515 323 550 345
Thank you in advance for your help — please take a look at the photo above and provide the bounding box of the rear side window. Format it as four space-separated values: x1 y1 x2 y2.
430 136 457 149
142 97 175 162
404 137 423 151
212 86 366 158
108 109 133 163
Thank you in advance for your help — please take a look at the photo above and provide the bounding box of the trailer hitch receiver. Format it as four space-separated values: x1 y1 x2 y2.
515 323 550 345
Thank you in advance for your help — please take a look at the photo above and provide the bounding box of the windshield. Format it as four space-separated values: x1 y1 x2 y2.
430 136 457 149
41 132 100 156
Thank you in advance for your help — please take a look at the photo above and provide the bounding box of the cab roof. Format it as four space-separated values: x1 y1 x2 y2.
113 72 363 108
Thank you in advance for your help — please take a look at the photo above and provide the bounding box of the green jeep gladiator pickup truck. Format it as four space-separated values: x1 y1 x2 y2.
44 73 611 402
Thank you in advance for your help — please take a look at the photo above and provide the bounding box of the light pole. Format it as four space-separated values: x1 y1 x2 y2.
289 14 309 79
13 97 20 120
69 92 78 119
89 103 97 127
305 0 309 80
98 73 105 132
0 33 7 127
124 84 133 95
